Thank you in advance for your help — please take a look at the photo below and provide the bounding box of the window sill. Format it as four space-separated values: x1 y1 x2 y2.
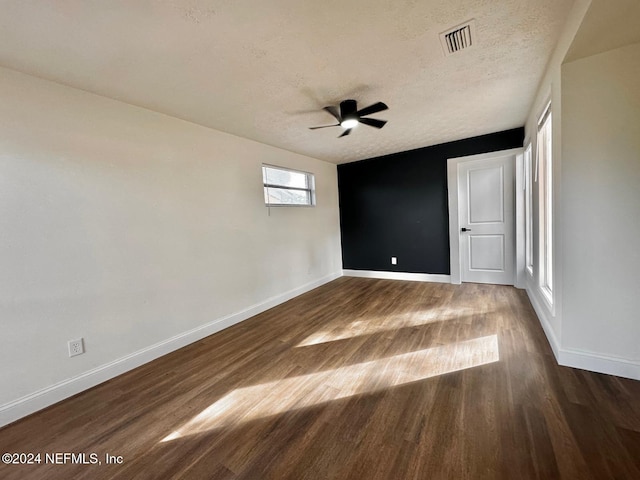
539 285 554 315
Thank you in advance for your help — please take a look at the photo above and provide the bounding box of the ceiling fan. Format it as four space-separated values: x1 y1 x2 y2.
309 99 388 138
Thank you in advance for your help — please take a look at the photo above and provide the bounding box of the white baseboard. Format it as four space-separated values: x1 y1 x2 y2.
526 286 640 381
0 272 342 428
558 348 640 381
343 269 451 283
525 286 561 360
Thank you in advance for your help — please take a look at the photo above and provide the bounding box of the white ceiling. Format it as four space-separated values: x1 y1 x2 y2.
0 0 575 164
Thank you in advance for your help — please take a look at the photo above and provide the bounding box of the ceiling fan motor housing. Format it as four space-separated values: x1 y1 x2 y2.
340 99 358 121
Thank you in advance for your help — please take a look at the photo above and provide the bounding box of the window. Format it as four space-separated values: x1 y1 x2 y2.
262 165 315 206
537 103 553 302
524 143 533 275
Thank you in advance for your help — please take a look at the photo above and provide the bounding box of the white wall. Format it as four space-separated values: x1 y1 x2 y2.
0 67 342 425
522 0 591 356
560 42 640 371
523 0 640 380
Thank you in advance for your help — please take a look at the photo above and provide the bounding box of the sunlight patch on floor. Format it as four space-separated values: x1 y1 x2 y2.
161 334 499 443
296 306 480 347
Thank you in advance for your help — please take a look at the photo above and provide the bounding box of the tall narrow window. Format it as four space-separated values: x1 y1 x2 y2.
262 165 315 206
537 103 553 302
524 143 533 275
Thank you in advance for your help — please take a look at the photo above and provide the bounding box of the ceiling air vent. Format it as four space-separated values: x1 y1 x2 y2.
439 19 476 56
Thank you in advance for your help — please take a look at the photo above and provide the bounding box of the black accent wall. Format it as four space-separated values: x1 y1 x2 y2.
338 128 524 274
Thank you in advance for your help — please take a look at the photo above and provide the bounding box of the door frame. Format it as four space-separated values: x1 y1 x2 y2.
447 147 525 286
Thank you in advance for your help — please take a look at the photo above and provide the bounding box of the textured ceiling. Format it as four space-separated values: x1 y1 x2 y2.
0 0 575 164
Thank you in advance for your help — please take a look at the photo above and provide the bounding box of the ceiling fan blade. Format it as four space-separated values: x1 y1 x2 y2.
359 117 387 129
338 128 352 138
309 124 340 130
356 102 388 117
323 106 341 122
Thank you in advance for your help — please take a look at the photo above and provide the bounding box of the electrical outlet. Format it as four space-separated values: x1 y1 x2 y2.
391 257 397 265
68 338 84 357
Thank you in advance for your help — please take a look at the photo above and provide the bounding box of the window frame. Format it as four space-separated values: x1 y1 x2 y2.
524 142 534 276
262 164 316 207
536 102 553 304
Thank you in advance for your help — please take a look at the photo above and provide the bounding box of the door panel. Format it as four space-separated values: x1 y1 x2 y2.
469 235 504 271
459 154 515 285
468 167 504 223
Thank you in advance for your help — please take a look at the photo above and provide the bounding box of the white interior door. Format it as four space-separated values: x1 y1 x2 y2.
458 153 515 285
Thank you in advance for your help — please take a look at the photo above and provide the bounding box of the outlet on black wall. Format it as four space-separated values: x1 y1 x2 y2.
337 128 524 274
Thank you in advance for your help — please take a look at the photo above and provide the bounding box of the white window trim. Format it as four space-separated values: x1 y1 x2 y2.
262 164 316 207
524 142 534 277
536 101 553 306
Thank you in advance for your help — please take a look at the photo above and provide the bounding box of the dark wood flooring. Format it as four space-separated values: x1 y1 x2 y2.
1 277 639 479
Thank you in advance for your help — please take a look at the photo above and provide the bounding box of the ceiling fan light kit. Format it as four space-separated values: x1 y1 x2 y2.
340 118 359 129
309 99 388 138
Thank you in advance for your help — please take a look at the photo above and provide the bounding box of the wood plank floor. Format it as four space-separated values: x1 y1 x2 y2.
1 277 639 479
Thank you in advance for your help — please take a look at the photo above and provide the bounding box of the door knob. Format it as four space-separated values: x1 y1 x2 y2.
461 227 472 232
